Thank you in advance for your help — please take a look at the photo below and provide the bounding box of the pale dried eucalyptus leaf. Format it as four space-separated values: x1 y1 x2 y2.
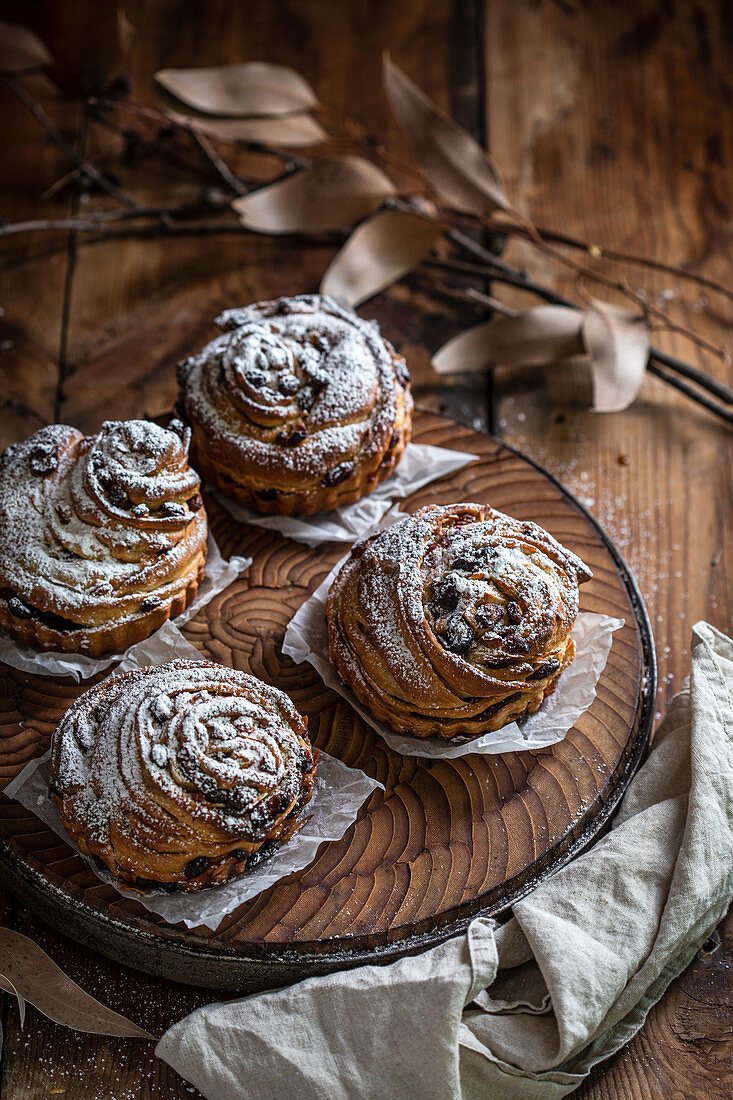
0 928 154 1038
321 208 443 305
582 298 650 412
13 70 59 98
0 21 52 73
155 62 318 117
433 306 584 374
0 971 25 1027
233 156 396 234
383 55 510 216
165 107 326 147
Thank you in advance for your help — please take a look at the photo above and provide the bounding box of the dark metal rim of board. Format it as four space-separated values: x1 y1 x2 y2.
0 420 657 991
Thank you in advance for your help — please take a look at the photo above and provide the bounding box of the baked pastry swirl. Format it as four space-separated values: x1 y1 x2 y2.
0 419 207 656
49 659 317 891
326 503 593 741
176 294 413 515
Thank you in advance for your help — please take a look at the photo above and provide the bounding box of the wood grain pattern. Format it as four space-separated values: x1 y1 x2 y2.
482 7 733 1097
0 0 729 1095
483 0 732 714
0 411 654 988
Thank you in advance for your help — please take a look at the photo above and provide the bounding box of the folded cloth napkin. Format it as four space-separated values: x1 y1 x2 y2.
157 621 733 1099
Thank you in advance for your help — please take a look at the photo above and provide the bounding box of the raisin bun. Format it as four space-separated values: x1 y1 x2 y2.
176 294 412 515
0 418 207 656
50 659 317 891
326 503 592 742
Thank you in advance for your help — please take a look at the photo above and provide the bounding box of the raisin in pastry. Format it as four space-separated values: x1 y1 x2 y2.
0 418 207 655
326 503 592 741
50 659 317 891
176 294 412 515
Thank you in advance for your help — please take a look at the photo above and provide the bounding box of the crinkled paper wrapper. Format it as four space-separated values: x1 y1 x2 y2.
212 442 477 546
0 533 251 681
283 555 625 759
5 627 383 931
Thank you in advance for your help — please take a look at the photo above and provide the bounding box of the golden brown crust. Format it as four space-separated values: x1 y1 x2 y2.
0 419 208 656
326 503 592 742
0 561 205 657
49 659 317 892
177 294 413 515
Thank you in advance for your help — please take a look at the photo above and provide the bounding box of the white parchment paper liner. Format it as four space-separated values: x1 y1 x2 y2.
0 532 252 681
5 627 383 932
283 554 625 759
212 442 478 546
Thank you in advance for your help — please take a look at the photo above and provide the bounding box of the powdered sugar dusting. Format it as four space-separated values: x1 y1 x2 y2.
178 294 411 489
0 420 207 636
326 504 592 739
50 659 315 887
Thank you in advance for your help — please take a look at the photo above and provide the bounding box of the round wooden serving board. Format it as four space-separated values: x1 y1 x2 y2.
0 412 655 991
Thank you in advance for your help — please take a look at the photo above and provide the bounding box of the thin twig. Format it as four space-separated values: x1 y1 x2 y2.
646 362 733 424
4 77 142 211
425 279 519 316
0 215 341 249
525 227 730 364
41 153 103 200
88 97 308 169
428 244 733 419
0 193 237 238
190 131 247 196
431 242 733 405
445 207 733 304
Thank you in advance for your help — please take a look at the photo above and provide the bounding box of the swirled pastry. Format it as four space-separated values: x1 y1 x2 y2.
176 294 412 515
49 660 317 891
0 419 207 656
326 503 593 741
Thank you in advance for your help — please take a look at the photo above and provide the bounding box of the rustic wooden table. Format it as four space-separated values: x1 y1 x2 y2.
0 1 730 1096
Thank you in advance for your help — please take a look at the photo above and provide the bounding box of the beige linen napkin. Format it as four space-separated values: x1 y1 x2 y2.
157 621 733 1099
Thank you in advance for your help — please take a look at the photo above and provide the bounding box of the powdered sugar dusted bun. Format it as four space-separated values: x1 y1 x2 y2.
0 419 207 656
177 294 413 515
326 503 593 742
50 660 317 891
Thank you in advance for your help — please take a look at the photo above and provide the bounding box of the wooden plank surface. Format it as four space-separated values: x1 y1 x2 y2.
0 0 730 1097
482 5 733 1098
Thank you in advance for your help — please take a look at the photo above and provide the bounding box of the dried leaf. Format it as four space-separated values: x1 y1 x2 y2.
433 306 584 374
582 298 650 412
13 70 59 98
0 971 26 1027
160 100 327 147
383 55 509 216
321 208 442 305
0 928 154 1038
233 156 396 234
0 21 53 73
156 63 318 118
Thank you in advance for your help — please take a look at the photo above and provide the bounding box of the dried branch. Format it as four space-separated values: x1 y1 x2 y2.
88 97 309 171
446 207 733 305
427 248 733 417
4 77 142 211
422 277 518 317
448 227 731 365
431 238 733 407
3 65 729 427
645 362 733 425
190 130 247 195
41 153 104 200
